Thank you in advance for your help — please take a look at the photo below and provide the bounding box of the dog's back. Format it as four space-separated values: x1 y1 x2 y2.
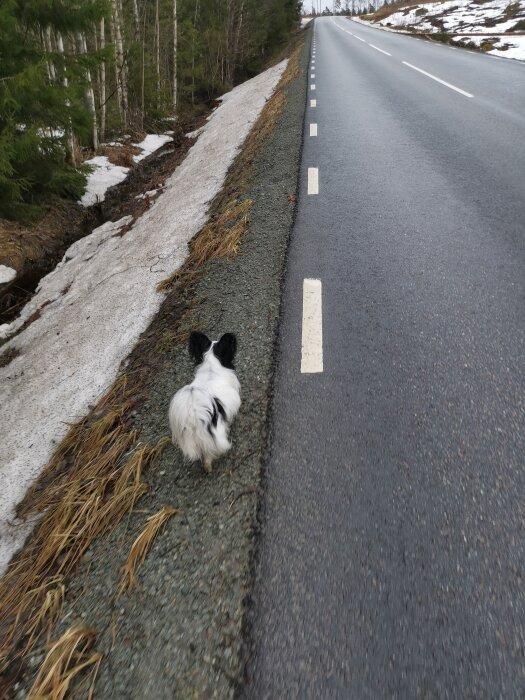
169 331 240 472
169 385 230 465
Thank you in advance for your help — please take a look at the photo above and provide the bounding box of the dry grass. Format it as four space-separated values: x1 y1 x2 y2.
0 203 88 276
158 40 303 293
27 626 102 700
95 143 142 169
119 507 179 594
366 0 438 22
0 346 21 367
157 198 253 292
0 377 169 672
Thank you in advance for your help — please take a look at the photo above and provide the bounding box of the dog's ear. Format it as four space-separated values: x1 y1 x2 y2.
213 333 237 369
188 331 211 365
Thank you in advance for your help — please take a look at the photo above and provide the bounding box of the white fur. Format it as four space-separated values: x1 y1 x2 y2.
169 343 241 471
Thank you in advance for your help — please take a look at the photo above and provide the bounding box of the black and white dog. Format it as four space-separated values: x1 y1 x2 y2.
169 331 241 472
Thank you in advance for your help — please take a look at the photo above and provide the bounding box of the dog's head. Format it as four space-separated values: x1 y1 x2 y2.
189 331 237 369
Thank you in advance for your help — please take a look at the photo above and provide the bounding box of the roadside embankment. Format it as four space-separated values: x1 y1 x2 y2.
1 24 311 699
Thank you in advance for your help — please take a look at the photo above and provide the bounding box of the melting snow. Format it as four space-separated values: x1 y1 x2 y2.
132 134 173 163
80 156 130 207
80 134 174 207
372 0 525 60
0 59 287 576
0 265 17 284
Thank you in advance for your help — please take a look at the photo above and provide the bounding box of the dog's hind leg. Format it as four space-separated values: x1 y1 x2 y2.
202 456 213 474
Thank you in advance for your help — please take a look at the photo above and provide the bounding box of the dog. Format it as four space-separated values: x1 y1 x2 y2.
169 331 241 473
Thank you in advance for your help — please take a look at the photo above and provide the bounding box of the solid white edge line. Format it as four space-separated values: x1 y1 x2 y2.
369 43 391 56
402 61 473 97
301 278 323 374
307 167 318 195
310 99 317 107
310 123 318 137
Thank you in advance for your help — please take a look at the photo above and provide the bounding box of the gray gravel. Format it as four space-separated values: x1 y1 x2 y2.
14 27 311 700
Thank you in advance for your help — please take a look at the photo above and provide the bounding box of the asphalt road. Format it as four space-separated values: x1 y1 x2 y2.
243 17 525 699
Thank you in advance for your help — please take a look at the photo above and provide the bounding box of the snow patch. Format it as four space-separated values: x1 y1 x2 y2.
367 0 525 60
185 126 205 139
80 156 130 207
80 134 174 207
0 265 17 285
0 59 288 576
135 189 159 200
132 134 173 163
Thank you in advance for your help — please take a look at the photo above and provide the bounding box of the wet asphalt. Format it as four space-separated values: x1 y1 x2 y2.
243 17 525 699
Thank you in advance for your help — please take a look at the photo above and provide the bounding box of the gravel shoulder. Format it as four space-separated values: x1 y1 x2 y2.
8 26 311 700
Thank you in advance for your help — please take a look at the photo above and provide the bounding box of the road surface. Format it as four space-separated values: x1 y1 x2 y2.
243 16 525 699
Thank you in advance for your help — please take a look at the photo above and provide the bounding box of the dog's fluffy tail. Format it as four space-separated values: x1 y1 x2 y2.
169 386 231 464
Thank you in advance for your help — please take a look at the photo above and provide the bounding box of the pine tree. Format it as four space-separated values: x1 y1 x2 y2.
0 0 108 221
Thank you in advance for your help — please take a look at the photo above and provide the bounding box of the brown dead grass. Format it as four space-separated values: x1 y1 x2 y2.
157 42 301 293
95 144 142 169
0 377 169 672
366 0 439 22
27 626 102 700
0 202 87 278
119 507 179 594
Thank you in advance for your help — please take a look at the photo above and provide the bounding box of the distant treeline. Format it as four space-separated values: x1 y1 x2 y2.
0 0 300 221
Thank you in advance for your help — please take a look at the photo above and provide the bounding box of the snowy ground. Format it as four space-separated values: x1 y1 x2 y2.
0 265 17 285
80 134 173 206
369 0 525 60
0 59 287 576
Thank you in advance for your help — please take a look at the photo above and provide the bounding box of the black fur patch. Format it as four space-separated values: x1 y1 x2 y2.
207 399 226 436
213 333 237 369
215 398 226 421
188 331 211 365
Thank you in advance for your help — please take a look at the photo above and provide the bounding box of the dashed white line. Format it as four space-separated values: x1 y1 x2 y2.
355 35 366 42
310 123 318 137
311 84 316 91
307 167 319 195
402 61 474 97
310 99 317 107
301 279 323 374
368 43 391 56
311 73 315 79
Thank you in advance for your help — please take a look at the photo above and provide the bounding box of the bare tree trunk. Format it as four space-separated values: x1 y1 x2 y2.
76 32 98 149
155 0 161 108
132 0 140 38
232 1 245 64
111 0 128 129
173 0 178 113
44 27 57 81
190 0 199 106
56 33 76 165
98 18 106 142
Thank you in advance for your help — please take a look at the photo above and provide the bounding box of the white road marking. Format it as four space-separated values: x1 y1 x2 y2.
402 61 473 97
310 123 318 136
308 167 318 194
301 279 323 374
310 98 317 107
355 35 366 42
369 43 391 56
311 84 316 90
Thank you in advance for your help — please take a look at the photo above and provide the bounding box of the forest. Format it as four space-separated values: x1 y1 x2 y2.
0 0 300 221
